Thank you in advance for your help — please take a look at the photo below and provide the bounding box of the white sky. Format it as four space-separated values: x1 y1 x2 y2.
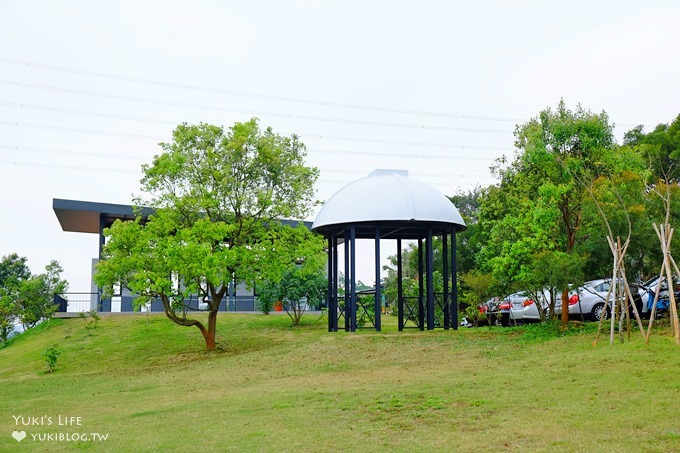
1 0 679 292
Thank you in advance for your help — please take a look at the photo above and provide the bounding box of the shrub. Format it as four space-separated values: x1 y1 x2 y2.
79 310 101 330
43 345 61 373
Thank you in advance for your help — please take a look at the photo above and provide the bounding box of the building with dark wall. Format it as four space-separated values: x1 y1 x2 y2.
52 198 310 313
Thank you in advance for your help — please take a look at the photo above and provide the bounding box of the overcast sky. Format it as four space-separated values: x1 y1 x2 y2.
1 0 679 292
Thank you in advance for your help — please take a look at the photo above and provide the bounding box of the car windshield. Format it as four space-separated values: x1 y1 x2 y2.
593 281 610 292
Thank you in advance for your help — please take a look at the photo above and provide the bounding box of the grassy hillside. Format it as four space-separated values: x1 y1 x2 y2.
1 313 679 452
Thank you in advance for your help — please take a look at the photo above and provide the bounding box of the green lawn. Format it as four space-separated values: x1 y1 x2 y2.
1 313 679 452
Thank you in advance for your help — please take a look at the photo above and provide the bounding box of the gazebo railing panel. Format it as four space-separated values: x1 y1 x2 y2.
403 293 453 330
432 292 448 328
335 296 347 331
402 296 422 329
356 293 376 328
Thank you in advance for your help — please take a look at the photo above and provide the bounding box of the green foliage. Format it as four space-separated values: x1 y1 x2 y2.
449 187 485 275
623 115 680 276
0 253 30 286
95 119 319 348
42 345 61 373
0 253 30 343
576 165 650 278
624 114 680 183
0 299 16 344
256 292 274 314
257 255 327 326
459 270 495 326
479 100 627 320
0 255 67 342
17 260 68 329
79 310 101 330
385 110 680 327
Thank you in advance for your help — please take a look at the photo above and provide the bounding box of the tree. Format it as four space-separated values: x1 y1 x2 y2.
95 119 319 350
17 261 68 330
256 254 327 326
459 270 496 326
623 115 680 274
0 255 66 342
524 251 584 320
0 254 30 343
449 187 485 275
494 100 617 324
624 114 680 182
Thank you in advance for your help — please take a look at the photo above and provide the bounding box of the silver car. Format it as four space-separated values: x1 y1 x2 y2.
508 290 552 322
556 279 643 321
499 290 548 324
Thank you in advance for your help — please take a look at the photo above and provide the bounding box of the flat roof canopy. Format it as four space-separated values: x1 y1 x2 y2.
53 199 154 234
53 198 311 234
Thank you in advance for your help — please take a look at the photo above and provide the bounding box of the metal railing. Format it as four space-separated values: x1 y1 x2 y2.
53 293 99 313
54 293 258 313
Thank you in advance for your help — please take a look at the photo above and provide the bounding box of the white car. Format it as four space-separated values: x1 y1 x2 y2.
509 290 552 322
555 279 643 321
499 290 549 324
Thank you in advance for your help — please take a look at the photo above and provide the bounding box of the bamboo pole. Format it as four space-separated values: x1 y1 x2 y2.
646 223 680 345
646 224 667 343
594 236 646 345
594 236 618 346
616 238 628 343
645 262 666 344
667 254 680 344
661 227 680 345
622 274 645 338
609 237 618 345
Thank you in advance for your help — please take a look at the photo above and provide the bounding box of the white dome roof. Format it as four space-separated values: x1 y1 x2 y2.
312 170 466 233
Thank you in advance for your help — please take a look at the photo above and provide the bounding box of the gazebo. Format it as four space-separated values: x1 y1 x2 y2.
312 169 466 332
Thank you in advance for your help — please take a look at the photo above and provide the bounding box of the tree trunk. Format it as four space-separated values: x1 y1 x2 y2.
203 310 218 350
561 227 577 325
561 287 570 325
159 294 217 350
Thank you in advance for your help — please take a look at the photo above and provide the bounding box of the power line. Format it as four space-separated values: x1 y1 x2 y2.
0 144 498 179
312 148 502 160
0 144 144 160
301 133 506 150
0 120 159 140
0 159 140 175
0 120 509 151
0 159 494 185
322 168 493 179
1 143 503 164
0 83 513 134
0 101 174 127
0 57 522 122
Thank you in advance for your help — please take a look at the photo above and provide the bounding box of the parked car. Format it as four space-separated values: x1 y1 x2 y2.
637 275 680 317
555 279 643 321
498 291 531 325
478 297 507 326
482 291 546 326
516 290 553 322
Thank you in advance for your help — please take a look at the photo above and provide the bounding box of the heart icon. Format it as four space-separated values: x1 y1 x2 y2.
12 430 26 442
